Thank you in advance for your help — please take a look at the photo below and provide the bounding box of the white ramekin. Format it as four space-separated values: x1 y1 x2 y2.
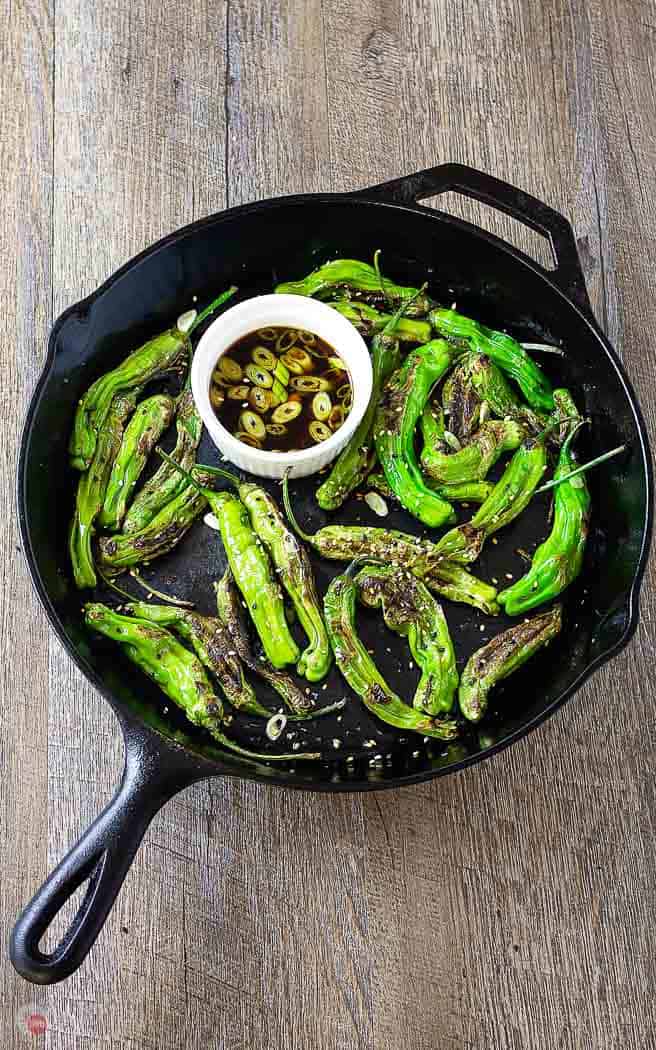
191 294 373 479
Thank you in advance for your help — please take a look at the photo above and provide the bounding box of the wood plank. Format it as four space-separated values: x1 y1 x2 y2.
0 0 53 1043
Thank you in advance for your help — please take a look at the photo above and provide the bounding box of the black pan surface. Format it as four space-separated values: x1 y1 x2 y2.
12 164 652 984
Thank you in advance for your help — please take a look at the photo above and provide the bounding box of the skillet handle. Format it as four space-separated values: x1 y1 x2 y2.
356 162 592 315
10 726 207 985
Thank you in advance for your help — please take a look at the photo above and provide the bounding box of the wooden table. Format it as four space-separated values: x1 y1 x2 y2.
2 2 654 1047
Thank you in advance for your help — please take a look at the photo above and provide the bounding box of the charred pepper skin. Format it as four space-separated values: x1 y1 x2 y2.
466 353 547 435
99 394 175 531
499 425 590 615
323 566 459 740
97 468 213 572
441 356 482 444
354 564 458 715
458 605 563 723
69 391 138 589
421 419 526 484
122 602 271 717
316 306 404 511
123 388 203 534
374 339 456 528
430 307 555 411
275 259 432 316
330 301 432 344
84 604 319 761
366 472 493 505
422 561 500 616
237 482 331 682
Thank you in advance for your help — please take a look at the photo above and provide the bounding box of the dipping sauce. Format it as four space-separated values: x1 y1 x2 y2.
210 327 353 452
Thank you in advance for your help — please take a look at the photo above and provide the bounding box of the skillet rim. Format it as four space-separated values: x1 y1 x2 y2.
16 189 654 793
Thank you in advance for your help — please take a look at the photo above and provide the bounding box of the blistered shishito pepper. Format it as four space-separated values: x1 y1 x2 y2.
458 605 562 722
430 307 554 410
422 561 500 616
366 472 493 506
214 570 328 718
206 467 331 682
69 391 137 588
316 300 407 510
275 258 432 316
330 301 431 344
550 388 580 446
123 388 203 534
123 602 271 717
99 393 175 531
421 419 525 484
499 424 590 615
466 353 546 434
323 564 459 740
436 432 549 562
97 468 212 572
85 604 319 761
69 288 235 471
374 339 456 528
354 563 458 715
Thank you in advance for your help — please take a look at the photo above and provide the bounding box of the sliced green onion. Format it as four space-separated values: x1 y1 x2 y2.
291 375 332 393
210 385 225 410
245 363 273 388
328 405 344 431
249 386 273 412
274 360 290 386
276 329 298 353
235 431 262 448
252 346 277 370
312 391 332 421
227 384 249 400
309 420 331 443
217 356 242 381
272 400 303 424
239 410 266 439
266 423 288 436
257 327 277 342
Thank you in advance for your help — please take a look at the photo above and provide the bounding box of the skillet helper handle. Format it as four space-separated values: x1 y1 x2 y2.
356 162 592 316
10 730 206 985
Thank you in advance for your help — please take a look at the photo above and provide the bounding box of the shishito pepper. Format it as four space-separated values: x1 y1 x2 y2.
430 307 554 410
316 299 406 511
366 471 494 506
323 563 459 740
458 605 562 722
85 604 319 761
374 339 456 528
155 452 299 670
421 419 526 484
69 287 236 471
123 387 203 534
423 561 500 616
204 466 331 682
330 301 431 344
499 424 590 615
97 468 213 572
99 393 175 531
69 391 138 589
275 258 432 316
122 602 271 717
441 355 482 443
354 563 458 715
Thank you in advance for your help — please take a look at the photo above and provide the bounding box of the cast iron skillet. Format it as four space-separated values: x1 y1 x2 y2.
11 164 652 984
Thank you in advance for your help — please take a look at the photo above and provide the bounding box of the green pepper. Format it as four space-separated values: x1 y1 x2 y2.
419 404 446 449
330 301 431 344
323 564 459 740
99 394 175 531
85 604 319 761
550 388 581 446
97 467 213 573
122 602 272 717
212 570 345 720
123 388 203 534
69 391 138 589
224 474 331 681
423 561 500 616
458 605 562 722
430 308 554 410
466 352 546 433
316 301 405 510
421 419 525 484
374 339 456 527
275 258 432 316
354 564 458 715
436 432 549 562
498 424 590 615
69 288 236 471
366 472 493 505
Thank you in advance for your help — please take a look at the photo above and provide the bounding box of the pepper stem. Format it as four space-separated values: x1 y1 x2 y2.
128 569 195 607
536 444 626 493
188 462 241 489
156 447 208 495
187 286 238 334
281 471 313 543
97 566 138 602
373 249 390 304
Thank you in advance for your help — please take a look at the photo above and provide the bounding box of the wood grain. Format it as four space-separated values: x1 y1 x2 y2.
1 1 655 1048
